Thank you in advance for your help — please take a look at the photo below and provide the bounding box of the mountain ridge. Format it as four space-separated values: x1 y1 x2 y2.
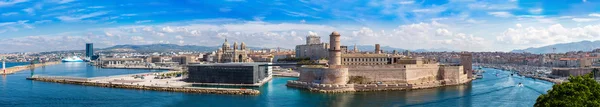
511 40 600 54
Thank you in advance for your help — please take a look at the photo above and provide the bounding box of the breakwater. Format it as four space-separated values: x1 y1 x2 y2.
1 62 61 75
26 75 260 95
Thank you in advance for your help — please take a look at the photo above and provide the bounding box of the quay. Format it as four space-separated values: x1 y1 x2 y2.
26 71 260 95
100 65 176 70
1 62 61 75
272 71 299 77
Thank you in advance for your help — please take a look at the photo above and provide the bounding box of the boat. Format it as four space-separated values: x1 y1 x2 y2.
62 56 84 62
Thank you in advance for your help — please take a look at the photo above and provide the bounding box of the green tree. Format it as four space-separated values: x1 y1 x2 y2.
535 74 600 107
594 68 599 80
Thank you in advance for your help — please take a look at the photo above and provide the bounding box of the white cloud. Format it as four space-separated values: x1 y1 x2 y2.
56 11 109 22
488 12 513 18
121 14 137 16
497 24 600 48
22 8 34 15
104 32 113 37
135 20 152 24
54 0 75 4
572 18 599 22
0 0 28 7
467 2 519 10
399 0 415 4
412 8 445 13
516 23 522 27
88 6 104 9
1 12 18 16
529 8 543 14
466 19 485 24
162 26 175 33
589 13 600 17
0 20 486 52
0 22 16 27
349 21 485 51
34 20 52 24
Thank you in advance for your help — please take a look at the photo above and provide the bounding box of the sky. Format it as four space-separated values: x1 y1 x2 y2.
1 0 600 53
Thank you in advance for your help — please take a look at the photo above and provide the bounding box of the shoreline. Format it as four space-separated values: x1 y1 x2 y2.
1 62 61 75
26 71 260 95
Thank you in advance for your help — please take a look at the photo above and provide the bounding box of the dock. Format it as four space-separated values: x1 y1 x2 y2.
1 62 61 75
26 72 260 95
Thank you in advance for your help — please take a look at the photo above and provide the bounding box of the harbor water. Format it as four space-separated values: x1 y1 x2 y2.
0 62 554 107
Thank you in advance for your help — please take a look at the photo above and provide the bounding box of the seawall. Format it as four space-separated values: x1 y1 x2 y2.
1 62 61 75
27 76 260 95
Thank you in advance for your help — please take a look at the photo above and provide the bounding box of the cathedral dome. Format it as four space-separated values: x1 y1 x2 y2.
222 39 230 49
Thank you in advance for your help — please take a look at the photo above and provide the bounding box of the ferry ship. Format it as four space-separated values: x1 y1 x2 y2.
61 56 84 62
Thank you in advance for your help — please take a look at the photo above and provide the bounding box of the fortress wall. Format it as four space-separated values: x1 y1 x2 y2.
439 65 463 85
346 65 407 84
404 64 440 84
298 67 348 85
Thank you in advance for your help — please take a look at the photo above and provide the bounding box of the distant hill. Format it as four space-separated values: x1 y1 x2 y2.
511 40 600 54
100 44 265 52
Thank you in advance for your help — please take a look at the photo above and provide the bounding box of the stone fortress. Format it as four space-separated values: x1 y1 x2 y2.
214 39 253 63
287 31 473 93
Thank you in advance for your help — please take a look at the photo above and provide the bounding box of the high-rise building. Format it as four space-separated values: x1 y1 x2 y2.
85 43 93 59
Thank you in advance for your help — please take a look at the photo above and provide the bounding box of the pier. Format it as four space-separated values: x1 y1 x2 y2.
26 72 260 95
1 61 61 75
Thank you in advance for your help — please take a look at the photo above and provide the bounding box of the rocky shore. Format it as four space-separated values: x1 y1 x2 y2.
1 62 61 75
27 76 260 95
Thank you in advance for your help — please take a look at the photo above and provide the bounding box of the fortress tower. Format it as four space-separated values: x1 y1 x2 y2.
329 31 342 66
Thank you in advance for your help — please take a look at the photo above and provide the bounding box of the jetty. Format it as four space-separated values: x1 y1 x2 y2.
26 72 260 95
1 62 61 75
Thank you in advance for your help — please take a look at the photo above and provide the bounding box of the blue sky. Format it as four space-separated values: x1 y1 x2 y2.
1 0 600 53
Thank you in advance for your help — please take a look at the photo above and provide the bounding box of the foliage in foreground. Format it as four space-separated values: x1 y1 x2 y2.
535 74 600 107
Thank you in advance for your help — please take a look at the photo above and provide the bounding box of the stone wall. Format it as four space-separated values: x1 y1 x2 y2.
298 67 349 84
439 65 468 85
404 64 439 84
346 65 407 84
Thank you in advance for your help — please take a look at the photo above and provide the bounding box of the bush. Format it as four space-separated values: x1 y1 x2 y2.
535 74 600 107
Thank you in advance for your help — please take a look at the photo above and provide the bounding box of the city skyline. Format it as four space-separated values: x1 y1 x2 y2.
2 0 600 53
